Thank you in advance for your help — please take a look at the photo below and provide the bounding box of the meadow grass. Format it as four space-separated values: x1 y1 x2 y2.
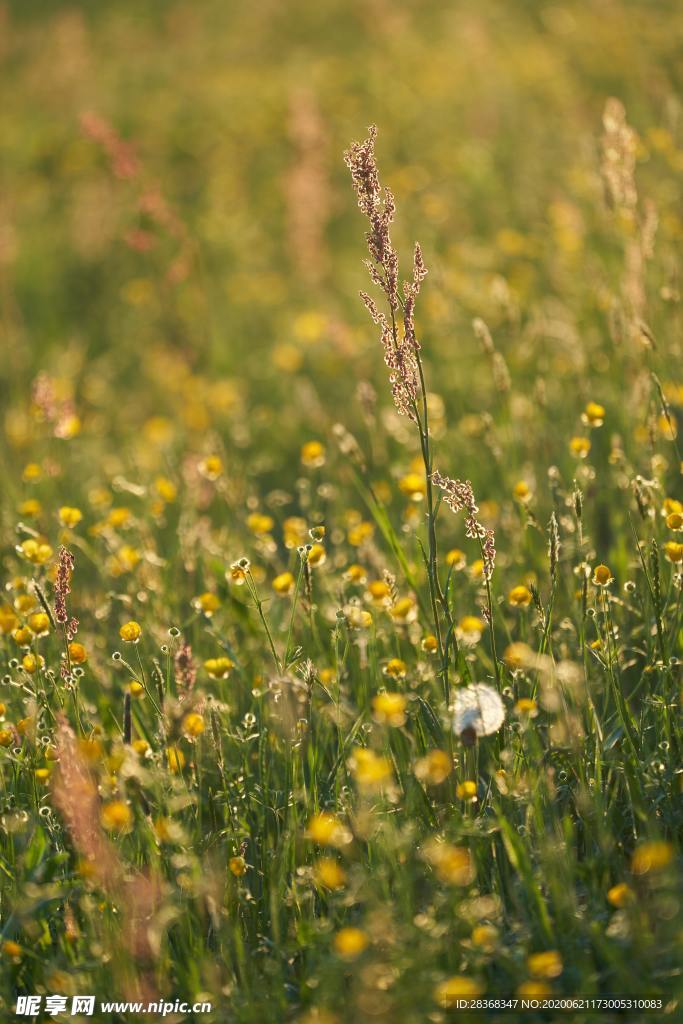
0 2 682 1022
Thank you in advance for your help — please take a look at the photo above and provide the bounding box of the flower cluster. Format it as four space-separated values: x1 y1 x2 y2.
431 471 496 580
345 126 427 420
54 546 78 650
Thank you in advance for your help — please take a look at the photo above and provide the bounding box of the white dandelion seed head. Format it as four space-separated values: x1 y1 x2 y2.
452 684 505 738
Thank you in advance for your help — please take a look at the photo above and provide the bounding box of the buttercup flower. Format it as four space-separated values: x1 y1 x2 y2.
18 538 53 565
58 506 83 528
663 542 683 564
273 571 296 595
348 747 392 787
570 436 591 458
631 841 674 875
314 858 347 890
182 712 205 737
383 658 406 679
203 657 233 679
229 855 247 877
68 642 87 664
101 800 133 833
434 977 483 1008
28 612 50 636
508 585 532 607
527 951 563 979
193 592 221 615
414 749 452 785
456 780 478 801
333 927 368 960
398 472 426 500
607 882 634 907
119 620 142 642
372 691 407 726
446 548 467 569
247 512 274 535
306 813 351 848
583 401 605 427
301 440 326 468
198 455 223 480
503 642 533 669
592 564 613 586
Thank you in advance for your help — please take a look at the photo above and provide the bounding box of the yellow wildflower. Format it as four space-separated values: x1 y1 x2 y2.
314 858 347 890
198 455 223 481
592 564 613 586
19 499 42 518
193 592 221 615
28 612 50 636
301 440 326 468
119 620 142 642
12 626 33 646
306 812 350 848
58 506 83 528
273 571 295 595
372 691 407 727
503 642 533 669
307 543 326 567
0 606 19 634
383 658 406 679
583 401 605 427
68 642 87 664
456 780 478 802
344 563 367 584
446 548 466 569
366 579 391 605
283 516 307 548
203 657 233 679
22 653 44 674
107 507 132 529
18 538 53 565
607 882 634 907
398 472 426 501
229 855 247 877
527 951 563 979
471 924 499 951
182 713 205 737
414 749 452 785
570 436 591 458
434 976 483 1007
663 541 683 564
247 512 274 535
390 595 417 624
101 801 133 833
154 476 178 503
517 982 552 998
459 615 484 640
508 585 532 607
514 698 538 717
333 927 368 960
22 463 42 482
348 747 392 788
166 746 186 773
347 520 374 546
421 634 438 654
631 841 674 875
423 839 475 885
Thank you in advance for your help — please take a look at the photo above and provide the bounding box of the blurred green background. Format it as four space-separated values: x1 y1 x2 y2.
1 0 681 488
